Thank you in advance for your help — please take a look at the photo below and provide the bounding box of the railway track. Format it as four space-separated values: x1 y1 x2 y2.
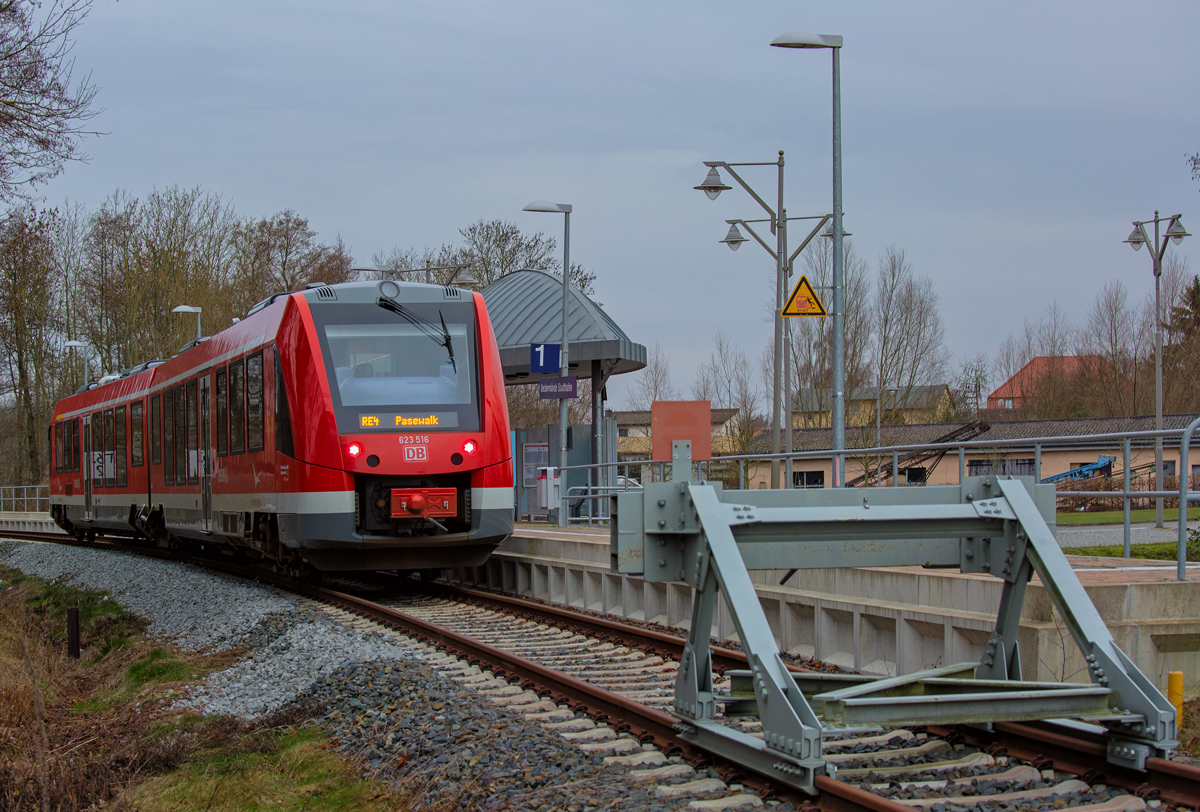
8 530 1200 811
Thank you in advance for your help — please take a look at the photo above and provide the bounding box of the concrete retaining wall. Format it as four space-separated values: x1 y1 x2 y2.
449 531 1200 697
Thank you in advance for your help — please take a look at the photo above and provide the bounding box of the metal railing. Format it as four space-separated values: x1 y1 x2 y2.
553 423 1200 580
0 485 49 513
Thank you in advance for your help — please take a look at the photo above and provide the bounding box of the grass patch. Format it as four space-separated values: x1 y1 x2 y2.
1063 538 1200 561
126 722 405 812
126 649 201 690
1056 507 1200 525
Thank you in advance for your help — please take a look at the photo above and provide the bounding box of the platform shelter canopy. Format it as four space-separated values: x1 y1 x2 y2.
480 269 646 384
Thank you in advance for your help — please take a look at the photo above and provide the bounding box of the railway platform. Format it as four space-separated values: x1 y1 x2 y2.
448 520 1200 698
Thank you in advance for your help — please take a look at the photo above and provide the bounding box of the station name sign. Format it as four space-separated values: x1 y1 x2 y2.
539 376 577 400
359 412 460 429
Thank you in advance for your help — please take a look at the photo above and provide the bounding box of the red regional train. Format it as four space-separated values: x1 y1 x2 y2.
47 279 514 574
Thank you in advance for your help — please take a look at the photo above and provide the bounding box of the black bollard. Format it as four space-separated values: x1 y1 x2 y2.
67 606 80 659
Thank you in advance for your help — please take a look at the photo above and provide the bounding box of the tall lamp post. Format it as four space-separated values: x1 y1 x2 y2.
64 340 91 390
1124 212 1190 527
172 305 202 341
523 201 572 525
771 28 846 487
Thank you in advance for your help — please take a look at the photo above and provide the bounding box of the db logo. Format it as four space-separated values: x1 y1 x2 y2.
404 446 428 462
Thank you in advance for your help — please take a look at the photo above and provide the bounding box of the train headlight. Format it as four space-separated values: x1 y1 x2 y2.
347 442 364 458
463 439 478 455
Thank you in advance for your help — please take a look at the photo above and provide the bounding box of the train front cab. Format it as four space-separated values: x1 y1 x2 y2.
281 282 515 572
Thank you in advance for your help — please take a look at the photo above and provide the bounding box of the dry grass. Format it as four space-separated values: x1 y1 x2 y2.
0 564 454 811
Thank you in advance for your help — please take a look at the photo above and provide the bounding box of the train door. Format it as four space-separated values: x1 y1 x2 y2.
82 415 93 521
200 375 212 531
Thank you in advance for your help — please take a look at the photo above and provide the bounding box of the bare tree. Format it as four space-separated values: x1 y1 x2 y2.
374 218 597 295
783 236 872 417
627 343 677 412
871 245 949 414
951 352 990 419
692 330 767 458
0 0 102 201
1076 280 1140 416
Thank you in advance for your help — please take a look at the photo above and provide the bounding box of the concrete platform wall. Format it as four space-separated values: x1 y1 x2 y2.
0 511 64 535
449 532 1200 698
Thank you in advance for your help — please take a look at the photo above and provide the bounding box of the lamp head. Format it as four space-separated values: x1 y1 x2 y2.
1167 218 1190 246
694 167 732 201
822 221 852 239
720 223 747 251
771 29 843 49
64 340 85 349
1124 225 1147 252
172 305 202 314
523 201 572 214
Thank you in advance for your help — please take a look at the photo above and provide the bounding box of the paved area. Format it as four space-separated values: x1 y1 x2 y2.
1054 519 1199 549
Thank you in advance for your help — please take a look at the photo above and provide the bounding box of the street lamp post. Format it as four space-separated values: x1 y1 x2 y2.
172 305 202 342
772 28 846 486
1125 212 1190 527
64 340 91 390
523 201 572 526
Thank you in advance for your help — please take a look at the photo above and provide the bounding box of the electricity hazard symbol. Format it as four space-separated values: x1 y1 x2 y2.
781 275 827 317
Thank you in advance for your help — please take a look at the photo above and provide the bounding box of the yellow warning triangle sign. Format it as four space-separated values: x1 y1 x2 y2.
781 275 827 317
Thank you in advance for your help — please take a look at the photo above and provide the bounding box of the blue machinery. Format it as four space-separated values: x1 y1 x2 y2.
1041 455 1117 484
611 441 1177 796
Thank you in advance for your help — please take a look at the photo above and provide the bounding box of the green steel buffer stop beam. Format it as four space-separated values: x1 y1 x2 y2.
610 441 1177 796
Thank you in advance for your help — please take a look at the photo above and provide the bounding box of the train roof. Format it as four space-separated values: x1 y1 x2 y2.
55 279 482 410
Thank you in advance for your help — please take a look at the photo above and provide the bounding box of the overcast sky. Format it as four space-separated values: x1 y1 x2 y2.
42 1 1200 407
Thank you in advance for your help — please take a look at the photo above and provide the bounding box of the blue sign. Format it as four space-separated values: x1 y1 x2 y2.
539 376 577 400
530 343 560 374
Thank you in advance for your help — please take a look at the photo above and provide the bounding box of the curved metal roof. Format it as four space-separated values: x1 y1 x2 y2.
481 270 647 383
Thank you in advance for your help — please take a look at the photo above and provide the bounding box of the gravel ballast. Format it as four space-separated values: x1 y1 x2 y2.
0 540 791 810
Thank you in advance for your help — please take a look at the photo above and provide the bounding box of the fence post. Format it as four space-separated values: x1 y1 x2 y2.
1034 443 1042 482
1178 416 1200 581
892 452 899 487
958 446 965 484
1124 438 1132 559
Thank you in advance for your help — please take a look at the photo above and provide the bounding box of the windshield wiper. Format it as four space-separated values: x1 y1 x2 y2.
439 310 456 372
376 298 457 372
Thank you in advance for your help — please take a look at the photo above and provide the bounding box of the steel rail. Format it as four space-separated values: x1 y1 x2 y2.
9 531 1200 809
420 581 816 677
929 722 1200 808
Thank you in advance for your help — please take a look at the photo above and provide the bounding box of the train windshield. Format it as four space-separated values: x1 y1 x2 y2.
313 301 480 432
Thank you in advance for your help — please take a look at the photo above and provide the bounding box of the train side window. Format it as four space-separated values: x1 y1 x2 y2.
72 418 80 472
246 351 264 452
186 379 199 484
216 367 228 456
163 389 174 485
150 394 161 465
274 349 295 457
54 422 62 473
229 359 245 455
91 414 103 488
115 405 127 487
174 384 186 486
131 401 144 467
103 409 115 488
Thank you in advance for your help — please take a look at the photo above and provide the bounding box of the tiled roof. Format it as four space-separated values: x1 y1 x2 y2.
614 408 740 427
988 356 1104 401
785 413 1200 452
794 384 950 412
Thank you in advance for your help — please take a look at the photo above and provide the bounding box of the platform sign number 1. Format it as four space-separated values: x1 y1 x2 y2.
530 343 560 375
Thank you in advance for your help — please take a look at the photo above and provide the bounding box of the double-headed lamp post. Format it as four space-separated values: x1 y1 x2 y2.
695 156 791 488
1124 212 1190 527
523 200 572 520
172 305 202 342
771 28 847 487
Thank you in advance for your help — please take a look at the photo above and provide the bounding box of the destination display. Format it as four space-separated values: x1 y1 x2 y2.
358 412 460 429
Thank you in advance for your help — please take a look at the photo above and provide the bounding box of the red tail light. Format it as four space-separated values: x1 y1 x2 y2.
463 439 479 455
347 442 364 458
